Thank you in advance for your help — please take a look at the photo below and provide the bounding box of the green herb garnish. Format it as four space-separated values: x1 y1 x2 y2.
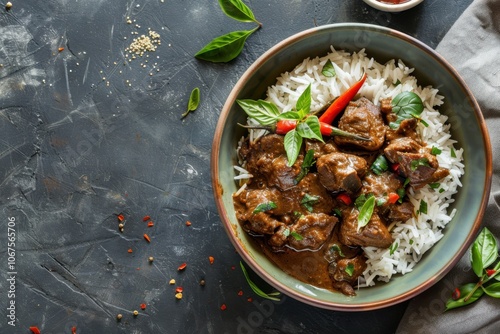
445 228 500 311
389 242 399 256
322 59 336 77
218 0 260 23
410 157 430 171
295 149 315 184
240 261 281 301
431 146 442 155
370 155 389 175
357 196 375 232
389 91 424 129
253 202 277 214
290 231 304 241
330 244 345 257
181 87 201 119
301 193 320 212
345 263 355 276
418 200 428 215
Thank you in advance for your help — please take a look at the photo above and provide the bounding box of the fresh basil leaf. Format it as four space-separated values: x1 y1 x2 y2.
390 91 424 129
295 149 315 184
322 59 336 77
494 262 500 281
296 84 311 115
301 193 320 212
278 111 302 121
389 242 399 255
218 0 259 23
410 157 430 171
195 28 257 63
284 129 302 166
240 261 281 301
345 263 355 276
181 87 201 119
354 194 367 210
371 155 389 175
253 202 277 214
290 231 304 241
296 116 323 142
237 99 281 125
471 228 498 277
445 283 484 311
482 282 500 298
357 196 375 232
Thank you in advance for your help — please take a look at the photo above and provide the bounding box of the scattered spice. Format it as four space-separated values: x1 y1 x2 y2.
147 221 154 227
5 2 12 11
118 223 124 229
143 234 151 243
116 314 123 321
140 303 147 310
125 30 161 59
452 288 461 301
117 214 125 222
185 220 192 226
177 262 187 271
247 297 253 302
58 47 65 52
127 248 133 253
175 286 184 293
71 326 77 334
169 279 176 285
175 292 183 300
237 290 243 296
148 256 154 263
220 304 227 311
29 327 41 334
208 256 215 265
142 215 151 221
133 310 139 316
199 279 205 286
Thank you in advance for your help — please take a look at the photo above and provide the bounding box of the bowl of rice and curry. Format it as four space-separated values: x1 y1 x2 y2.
211 23 492 311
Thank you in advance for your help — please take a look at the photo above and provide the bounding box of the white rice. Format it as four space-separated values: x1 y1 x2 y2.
235 47 464 287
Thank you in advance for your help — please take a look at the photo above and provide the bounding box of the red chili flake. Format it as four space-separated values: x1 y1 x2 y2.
58 47 65 52
71 326 77 334
29 327 41 334
231 265 236 270
142 215 151 222
117 214 125 222
143 234 151 243
247 297 253 302
147 221 154 227
177 262 187 271
452 287 461 300
237 290 243 296
486 269 497 277
208 256 214 265
140 303 146 310
185 220 192 226
175 286 183 293
127 248 133 253
220 304 227 311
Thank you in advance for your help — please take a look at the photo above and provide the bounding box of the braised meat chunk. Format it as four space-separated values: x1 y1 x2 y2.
317 152 368 194
328 255 367 296
340 208 393 248
334 97 386 151
288 213 338 251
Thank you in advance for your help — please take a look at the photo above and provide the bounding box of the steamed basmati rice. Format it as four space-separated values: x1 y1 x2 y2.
236 47 464 287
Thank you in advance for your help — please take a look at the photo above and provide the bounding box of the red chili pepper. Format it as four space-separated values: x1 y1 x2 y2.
238 290 243 296
185 220 192 226
274 119 369 141
175 286 183 293
178 262 187 271
71 326 77 334
336 193 352 205
208 256 215 265
486 269 497 277
117 214 125 222
451 287 461 300
318 72 367 124
142 215 151 222
387 192 400 204
143 234 151 243
140 303 147 310
29 327 41 334
147 221 154 227
220 304 227 311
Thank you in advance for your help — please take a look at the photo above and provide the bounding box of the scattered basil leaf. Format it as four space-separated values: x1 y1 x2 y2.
253 202 277 214
390 91 424 129
431 146 442 155
331 244 345 257
290 231 304 241
301 193 320 212
482 282 500 298
284 129 302 167
409 239 414 245
181 87 201 119
396 188 406 203
357 196 375 232
345 263 355 276
429 182 440 189
237 99 281 125
195 28 257 63
296 84 311 115
389 242 399 256
354 194 367 210
296 116 323 142
240 261 281 301
471 227 498 277
322 59 336 77
419 200 428 215
218 0 259 23
451 147 457 158
371 155 389 175
410 157 430 171
445 283 484 311
295 149 315 184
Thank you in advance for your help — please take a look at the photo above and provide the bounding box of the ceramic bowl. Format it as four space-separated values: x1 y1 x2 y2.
363 0 424 12
211 23 492 311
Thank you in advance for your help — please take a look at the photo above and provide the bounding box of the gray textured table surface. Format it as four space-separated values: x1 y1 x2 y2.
0 1 473 333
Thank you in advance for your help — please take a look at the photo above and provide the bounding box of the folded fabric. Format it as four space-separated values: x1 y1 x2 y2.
397 0 500 333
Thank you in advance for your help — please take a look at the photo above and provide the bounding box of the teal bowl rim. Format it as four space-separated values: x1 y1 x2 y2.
211 23 492 311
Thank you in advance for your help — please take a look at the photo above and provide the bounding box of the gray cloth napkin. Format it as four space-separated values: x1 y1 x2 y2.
396 0 500 333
